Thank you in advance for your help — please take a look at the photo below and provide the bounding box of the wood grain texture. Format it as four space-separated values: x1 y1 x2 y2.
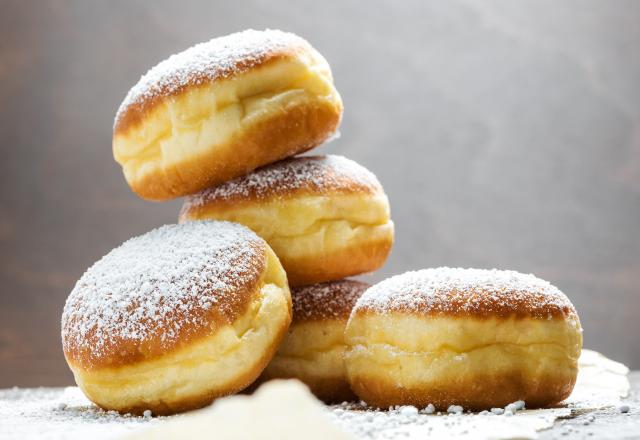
0 0 639 386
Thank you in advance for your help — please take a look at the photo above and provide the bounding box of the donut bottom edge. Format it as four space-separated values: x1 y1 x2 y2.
346 368 577 411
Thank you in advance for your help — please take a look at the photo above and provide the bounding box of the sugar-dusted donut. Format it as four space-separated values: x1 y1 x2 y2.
179 155 394 286
344 268 582 410
262 280 369 402
113 29 342 200
61 221 291 414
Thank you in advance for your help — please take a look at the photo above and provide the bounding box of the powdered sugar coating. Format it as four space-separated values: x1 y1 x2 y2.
61 221 266 368
354 268 577 319
114 29 311 131
181 155 383 213
292 280 370 322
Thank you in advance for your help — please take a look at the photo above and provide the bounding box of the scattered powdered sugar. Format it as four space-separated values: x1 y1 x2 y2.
114 29 309 129
328 400 566 439
398 405 419 417
182 155 382 210
292 280 370 322
354 268 577 319
0 387 158 440
1 351 629 440
61 221 264 366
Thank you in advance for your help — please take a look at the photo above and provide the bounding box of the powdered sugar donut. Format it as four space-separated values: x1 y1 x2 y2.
261 280 369 402
113 29 342 201
61 221 291 415
344 268 582 410
179 155 394 286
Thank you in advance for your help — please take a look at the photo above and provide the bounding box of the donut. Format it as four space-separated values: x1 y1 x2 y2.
61 221 291 415
344 268 582 410
261 280 369 402
113 29 343 201
179 155 394 286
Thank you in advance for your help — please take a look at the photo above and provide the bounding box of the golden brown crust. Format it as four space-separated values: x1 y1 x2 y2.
61 222 267 370
291 280 370 323
114 30 311 135
180 156 384 214
64 266 264 370
260 307 361 403
180 159 394 287
115 55 286 135
348 370 576 410
345 297 582 410
65 244 292 415
126 98 340 201
353 268 578 320
113 30 343 201
84 317 291 416
285 233 393 287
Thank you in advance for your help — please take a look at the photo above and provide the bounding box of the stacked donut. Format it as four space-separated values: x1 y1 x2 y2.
63 29 392 414
61 29 582 416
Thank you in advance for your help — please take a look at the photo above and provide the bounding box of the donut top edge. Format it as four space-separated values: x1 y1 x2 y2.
114 29 314 134
61 221 266 369
292 280 370 323
353 268 578 320
180 155 385 213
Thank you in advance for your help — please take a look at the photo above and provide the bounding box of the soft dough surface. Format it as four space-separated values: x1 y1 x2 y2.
264 320 353 403
345 314 582 410
72 269 290 415
262 280 369 402
62 222 292 414
180 156 394 286
113 30 342 200
344 268 583 410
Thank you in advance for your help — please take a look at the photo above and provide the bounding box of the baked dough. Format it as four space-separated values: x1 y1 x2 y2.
344 268 583 410
113 29 342 200
61 221 291 415
262 280 369 402
179 155 394 286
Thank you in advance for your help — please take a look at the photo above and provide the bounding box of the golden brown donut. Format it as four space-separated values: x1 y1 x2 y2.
61 221 291 415
179 155 394 287
344 268 583 410
261 280 369 402
113 29 343 201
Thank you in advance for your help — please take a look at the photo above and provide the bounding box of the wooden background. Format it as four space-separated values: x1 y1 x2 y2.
1 1 639 387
